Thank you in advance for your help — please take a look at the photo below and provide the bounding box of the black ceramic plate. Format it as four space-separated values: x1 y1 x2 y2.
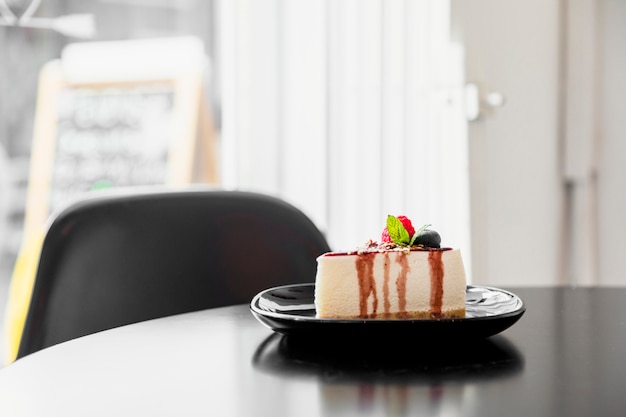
250 284 525 340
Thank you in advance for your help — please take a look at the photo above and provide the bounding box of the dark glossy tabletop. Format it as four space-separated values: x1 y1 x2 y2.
0 287 625 417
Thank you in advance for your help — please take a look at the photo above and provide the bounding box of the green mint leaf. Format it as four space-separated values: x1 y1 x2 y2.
409 223 432 246
387 215 410 245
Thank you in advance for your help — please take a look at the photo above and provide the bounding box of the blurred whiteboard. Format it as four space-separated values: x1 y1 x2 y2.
23 37 218 238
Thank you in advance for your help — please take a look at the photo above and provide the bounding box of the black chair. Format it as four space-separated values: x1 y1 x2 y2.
16 187 331 360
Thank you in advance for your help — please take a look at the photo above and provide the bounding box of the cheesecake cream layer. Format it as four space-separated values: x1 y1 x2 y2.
315 248 466 319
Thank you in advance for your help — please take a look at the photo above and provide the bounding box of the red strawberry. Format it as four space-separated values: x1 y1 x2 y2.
381 228 392 243
381 215 415 243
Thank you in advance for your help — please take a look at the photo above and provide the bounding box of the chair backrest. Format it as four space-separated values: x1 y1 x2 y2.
16 187 331 359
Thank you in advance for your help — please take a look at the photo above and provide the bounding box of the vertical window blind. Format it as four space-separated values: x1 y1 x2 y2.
218 0 470 277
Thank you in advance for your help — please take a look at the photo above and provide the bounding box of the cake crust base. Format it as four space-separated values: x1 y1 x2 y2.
318 307 466 320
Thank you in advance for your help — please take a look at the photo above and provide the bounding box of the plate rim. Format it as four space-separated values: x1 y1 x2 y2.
250 283 526 324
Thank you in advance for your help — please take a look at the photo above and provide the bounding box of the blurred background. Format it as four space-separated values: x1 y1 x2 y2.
1 0 625 358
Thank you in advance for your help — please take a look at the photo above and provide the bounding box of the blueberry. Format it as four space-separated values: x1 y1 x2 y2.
413 229 441 248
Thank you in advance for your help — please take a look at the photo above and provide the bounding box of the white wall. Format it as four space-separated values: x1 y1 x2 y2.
555 0 626 286
451 0 563 286
596 0 626 285
452 0 626 286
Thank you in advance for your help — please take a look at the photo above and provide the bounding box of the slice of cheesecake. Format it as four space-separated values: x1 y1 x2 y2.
314 216 467 319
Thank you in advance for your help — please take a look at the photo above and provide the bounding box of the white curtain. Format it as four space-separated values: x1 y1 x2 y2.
217 0 470 276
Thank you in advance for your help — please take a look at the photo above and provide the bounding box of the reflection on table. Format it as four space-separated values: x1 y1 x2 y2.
254 332 523 416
